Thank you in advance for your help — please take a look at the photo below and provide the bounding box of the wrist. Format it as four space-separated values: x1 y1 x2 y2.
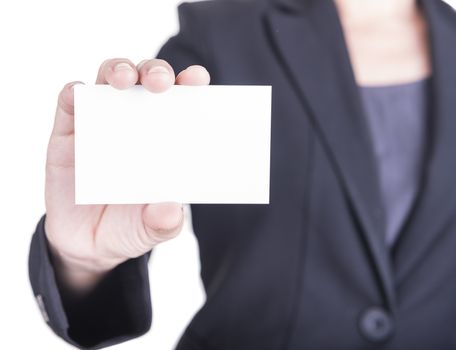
43 216 123 294
47 242 113 295
44 235 120 296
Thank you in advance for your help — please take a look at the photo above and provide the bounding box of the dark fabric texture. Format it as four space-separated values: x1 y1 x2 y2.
28 0 456 349
29 215 152 349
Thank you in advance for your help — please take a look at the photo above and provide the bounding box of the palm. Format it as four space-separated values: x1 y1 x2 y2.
44 58 209 289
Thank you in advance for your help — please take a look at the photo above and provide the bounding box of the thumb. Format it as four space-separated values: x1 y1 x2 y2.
51 81 83 138
142 202 184 244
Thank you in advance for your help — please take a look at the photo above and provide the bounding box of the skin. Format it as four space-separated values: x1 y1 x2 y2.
334 0 431 85
45 0 430 294
45 59 210 293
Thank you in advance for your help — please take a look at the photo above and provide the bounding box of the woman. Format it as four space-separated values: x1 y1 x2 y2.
29 0 456 348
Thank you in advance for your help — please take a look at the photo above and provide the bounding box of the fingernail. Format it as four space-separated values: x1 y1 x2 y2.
148 66 169 75
186 65 206 72
69 81 84 91
114 62 134 72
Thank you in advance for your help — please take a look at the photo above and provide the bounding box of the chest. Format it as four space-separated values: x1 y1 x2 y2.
340 12 431 85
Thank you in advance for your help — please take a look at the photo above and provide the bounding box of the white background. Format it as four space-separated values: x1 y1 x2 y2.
0 1 204 349
1 0 456 349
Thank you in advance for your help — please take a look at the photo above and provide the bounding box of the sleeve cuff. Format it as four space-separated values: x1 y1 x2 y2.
28 214 152 349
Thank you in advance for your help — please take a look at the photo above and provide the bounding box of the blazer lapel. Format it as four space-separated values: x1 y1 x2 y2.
393 0 456 284
265 0 396 309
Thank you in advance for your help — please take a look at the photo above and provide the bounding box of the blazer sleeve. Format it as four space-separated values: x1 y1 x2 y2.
28 3 211 349
29 215 152 350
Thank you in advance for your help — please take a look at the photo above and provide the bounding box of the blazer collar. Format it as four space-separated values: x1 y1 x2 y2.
392 0 456 285
266 0 395 310
266 0 456 308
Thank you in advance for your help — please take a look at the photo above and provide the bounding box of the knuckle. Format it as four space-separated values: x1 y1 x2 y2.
104 59 138 88
100 58 115 70
140 58 174 74
152 58 172 68
142 215 184 245
104 58 134 71
136 59 149 71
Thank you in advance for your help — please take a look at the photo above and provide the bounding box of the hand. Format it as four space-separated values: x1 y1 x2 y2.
44 58 210 293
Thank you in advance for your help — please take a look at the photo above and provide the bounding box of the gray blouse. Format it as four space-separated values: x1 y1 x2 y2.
359 78 431 247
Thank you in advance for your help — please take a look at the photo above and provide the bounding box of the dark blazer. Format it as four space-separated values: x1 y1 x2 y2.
28 0 456 349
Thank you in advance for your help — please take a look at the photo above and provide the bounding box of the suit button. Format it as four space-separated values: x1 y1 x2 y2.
358 307 393 343
35 294 50 323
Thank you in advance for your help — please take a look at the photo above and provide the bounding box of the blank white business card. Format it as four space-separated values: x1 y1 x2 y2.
74 84 271 204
